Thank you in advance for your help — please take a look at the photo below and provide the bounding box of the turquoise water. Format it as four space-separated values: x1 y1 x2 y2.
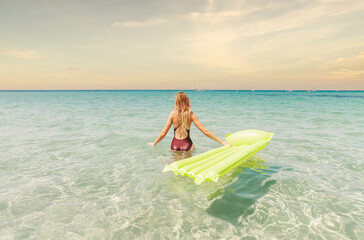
0 90 363 239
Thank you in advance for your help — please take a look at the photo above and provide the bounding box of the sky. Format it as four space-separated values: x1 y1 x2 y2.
0 0 363 90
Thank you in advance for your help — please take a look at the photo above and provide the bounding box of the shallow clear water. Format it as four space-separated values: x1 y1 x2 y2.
0 90 363 239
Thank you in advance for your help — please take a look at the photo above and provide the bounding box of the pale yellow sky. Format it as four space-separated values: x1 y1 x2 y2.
1 0 364 90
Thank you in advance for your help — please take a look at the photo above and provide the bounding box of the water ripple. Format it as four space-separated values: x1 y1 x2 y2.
0 91 363 239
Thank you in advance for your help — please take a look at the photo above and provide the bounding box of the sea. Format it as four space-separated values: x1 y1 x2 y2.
0 90 363 239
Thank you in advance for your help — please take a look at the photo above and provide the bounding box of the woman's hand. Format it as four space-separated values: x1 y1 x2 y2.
147 142 155 146
222 141 233 147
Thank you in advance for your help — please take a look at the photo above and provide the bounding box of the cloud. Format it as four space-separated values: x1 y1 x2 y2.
0 49 44 60
277 51 364 88
204 0 215 12
186 0 364 36
187 1 270 24
318 52 364 79
356 52 364 59
242 1 364 37
174 0 364 73
174 28 257 75
189 10 242 19
111 18 168 28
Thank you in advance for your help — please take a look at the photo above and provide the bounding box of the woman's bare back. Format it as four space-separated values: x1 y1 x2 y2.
171 111 192 140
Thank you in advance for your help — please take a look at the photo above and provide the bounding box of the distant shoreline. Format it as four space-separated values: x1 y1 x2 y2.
0 89 363 92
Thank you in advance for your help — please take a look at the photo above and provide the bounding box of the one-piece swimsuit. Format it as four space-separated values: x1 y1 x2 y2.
171 125 193 151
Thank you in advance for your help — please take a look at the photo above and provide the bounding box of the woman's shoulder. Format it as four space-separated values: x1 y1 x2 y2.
169 110 195 118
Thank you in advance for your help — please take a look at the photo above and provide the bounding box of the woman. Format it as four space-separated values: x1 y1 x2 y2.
148 92 232 151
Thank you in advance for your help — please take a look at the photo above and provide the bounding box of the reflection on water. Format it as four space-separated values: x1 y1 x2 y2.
206 155 268 200
205 155 281 223
163 153 280 224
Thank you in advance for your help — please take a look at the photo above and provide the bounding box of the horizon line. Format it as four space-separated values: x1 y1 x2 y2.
0 89 363 91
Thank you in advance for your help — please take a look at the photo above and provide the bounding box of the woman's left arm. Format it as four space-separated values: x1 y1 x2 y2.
148 112 173 145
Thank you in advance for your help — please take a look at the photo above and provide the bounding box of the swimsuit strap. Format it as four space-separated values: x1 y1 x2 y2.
174 124 190 132
174 124 190 139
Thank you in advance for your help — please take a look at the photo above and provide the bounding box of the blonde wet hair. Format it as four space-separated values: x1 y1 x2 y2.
174 92 191 130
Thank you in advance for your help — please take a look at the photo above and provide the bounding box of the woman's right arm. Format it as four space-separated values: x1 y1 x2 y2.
191 112 232 146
